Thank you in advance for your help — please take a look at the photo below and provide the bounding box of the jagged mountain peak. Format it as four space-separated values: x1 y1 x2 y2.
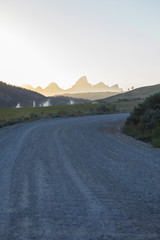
69 76 92 93
75 76 88 84
21 76 122 96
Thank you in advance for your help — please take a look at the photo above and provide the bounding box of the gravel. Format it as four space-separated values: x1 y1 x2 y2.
0 113 160 239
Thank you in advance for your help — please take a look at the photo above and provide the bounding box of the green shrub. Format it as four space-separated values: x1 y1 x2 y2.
124 92 160 148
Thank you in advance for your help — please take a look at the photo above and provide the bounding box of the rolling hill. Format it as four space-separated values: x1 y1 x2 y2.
102 84 160 101
0 81 45 108
99 84 160 112
0 81 89 108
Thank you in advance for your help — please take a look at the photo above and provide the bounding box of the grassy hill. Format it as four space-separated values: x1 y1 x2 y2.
0 81 89 108
99 84 160 112
0 81 45 108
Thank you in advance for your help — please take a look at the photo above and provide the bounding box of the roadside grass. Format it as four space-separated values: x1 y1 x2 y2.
0 102 117 128
123 93 160 148
123 124 160 148
100 98 144 113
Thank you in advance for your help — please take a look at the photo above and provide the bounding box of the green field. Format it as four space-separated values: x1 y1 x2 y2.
0 103 117 128
0 103 97 119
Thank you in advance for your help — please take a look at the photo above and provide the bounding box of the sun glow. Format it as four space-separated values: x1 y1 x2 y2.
0 24 40 86
0 1 160 90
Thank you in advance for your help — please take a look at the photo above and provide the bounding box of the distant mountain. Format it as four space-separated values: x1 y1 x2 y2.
22 82 64 96
22 76 122 96
43 82 64 96
0 81 89 108
35 86 44 95
92 82 108 91
66 76 92 93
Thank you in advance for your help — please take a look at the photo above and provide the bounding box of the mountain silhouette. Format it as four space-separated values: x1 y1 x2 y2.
92 82 108 91
66 76 92 93
43 82 64 96
22 76 122 96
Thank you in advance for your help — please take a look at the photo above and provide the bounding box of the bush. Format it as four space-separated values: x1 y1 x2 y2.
96 103 115 114
124 92 160 148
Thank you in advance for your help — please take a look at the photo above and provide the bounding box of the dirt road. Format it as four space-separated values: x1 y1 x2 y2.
0 114 160 239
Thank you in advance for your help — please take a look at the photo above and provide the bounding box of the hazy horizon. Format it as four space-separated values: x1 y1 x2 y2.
0 0 160 90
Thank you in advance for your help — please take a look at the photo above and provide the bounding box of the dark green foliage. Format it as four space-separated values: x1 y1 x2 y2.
97 104 109 112
124 93 160 148
96 104 116 114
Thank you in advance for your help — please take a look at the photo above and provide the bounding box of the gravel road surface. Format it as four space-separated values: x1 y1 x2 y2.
0 113 160 240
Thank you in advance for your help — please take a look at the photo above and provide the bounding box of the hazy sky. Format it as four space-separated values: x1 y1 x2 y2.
0 0 160 90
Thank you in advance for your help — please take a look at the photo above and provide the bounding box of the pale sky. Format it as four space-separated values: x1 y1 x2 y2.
0 0 160 90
